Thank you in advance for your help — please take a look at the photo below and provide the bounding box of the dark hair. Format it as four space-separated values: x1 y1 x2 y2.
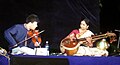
82 18 90 25
26 14 40 23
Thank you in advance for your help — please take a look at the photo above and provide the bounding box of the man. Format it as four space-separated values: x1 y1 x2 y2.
4 14 42 55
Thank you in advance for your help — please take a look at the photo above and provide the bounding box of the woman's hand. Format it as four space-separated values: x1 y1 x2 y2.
68 33 76 41
86 37 93 47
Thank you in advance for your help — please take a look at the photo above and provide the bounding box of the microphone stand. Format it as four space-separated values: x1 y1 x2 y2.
35 47 38 55
115 29 120 48
114 29 120 55
34 36 41 55
117 32 120 49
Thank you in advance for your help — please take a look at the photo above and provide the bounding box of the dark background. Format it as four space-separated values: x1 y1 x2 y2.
0 0 120 53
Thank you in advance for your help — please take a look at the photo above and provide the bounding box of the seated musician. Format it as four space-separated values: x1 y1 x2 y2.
4 14 42 55
60 18 109 56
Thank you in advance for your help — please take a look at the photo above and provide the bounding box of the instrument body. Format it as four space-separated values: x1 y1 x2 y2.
96 39 109 50
27 30 42 45
60 38 80 56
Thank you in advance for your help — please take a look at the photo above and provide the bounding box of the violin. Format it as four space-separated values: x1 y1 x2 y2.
27 30 42 46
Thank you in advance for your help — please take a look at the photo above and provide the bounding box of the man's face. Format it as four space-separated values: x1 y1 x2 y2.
30 21 38 30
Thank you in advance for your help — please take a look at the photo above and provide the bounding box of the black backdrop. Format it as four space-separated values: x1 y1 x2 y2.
0 0 119 53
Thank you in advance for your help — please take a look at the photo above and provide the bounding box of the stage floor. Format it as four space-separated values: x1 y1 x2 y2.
1 55 120 65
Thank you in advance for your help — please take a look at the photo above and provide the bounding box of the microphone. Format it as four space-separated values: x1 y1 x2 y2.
115 29 120 32
40 30 45 34
34 36 41 47
35 36 38 42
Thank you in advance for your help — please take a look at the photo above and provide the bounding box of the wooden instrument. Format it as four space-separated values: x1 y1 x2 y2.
60 32 116 56
27 30 42 46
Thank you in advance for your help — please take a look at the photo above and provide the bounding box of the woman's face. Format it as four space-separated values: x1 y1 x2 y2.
30 21 38 30
80 20 89 30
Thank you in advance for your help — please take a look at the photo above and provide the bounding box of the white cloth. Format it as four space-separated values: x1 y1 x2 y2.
11 46 35 55
79 30 94 38
11 46 49 55
74 46 108 56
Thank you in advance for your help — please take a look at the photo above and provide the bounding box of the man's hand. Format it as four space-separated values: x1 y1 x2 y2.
34 42 40 47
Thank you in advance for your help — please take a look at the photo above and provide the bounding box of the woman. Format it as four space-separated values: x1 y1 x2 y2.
60 18 108 56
